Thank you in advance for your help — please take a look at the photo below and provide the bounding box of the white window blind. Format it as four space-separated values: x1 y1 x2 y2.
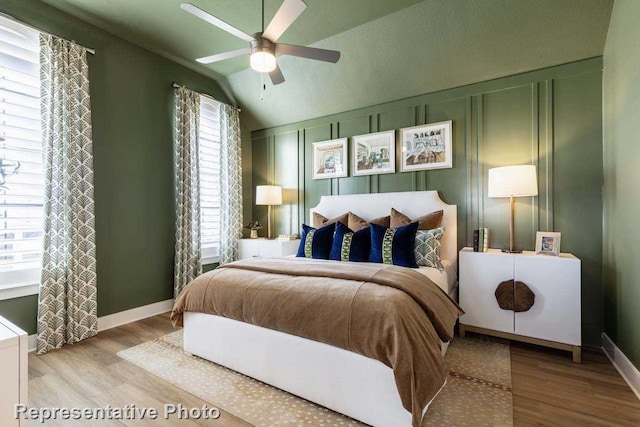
0 15 43 286
199 95 221 260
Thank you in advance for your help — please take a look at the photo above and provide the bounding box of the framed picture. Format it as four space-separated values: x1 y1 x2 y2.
400 120 453 172
352 130 395 176
312 138 348 180
535 231 561 256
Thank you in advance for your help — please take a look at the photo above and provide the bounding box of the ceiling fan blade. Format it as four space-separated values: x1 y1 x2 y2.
262 0 307 42
181 3 254 42
196 47 251 64
276 44 340 63
269 65 285 85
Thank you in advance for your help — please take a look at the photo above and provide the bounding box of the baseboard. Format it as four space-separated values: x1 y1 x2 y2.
97 299 175 332
602 333 640 400
28 298 175 352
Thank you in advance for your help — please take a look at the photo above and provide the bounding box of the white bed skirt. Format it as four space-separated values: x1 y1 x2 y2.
183 312 449 427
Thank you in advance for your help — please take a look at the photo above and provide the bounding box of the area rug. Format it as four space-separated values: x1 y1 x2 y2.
118 331 512 426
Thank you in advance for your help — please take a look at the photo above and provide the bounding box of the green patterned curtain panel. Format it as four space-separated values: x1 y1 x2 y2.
173 87 202 297
219 104 243 265
37 34 97 354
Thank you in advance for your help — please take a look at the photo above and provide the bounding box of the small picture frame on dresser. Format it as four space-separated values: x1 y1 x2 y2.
535 231 561 256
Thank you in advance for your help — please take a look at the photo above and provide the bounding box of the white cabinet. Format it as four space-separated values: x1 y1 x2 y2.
0 316 28 427
458 250 514 334
459 248 581 362
238 239 301 260
513 255 581 346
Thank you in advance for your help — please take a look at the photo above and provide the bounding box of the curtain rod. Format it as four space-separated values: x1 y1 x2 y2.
0 12 95 55
172 82 241 112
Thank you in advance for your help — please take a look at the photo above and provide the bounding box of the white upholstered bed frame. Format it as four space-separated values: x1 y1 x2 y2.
183 191 457 427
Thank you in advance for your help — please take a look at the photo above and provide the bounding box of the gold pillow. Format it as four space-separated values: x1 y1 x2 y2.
390 208 443 230
348 212 391 231
312 212 349 228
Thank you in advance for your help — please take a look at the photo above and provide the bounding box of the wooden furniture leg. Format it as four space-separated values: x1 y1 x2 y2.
572 346 582 364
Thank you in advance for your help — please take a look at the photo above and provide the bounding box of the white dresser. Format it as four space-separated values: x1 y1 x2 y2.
238 239 301 260
0 316 28 427
458 248 582 362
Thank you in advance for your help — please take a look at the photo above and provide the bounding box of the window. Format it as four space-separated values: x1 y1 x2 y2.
0 16 43 288
199 95 221 262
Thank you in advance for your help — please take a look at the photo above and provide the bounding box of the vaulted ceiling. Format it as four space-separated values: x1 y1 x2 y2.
41 0 613 131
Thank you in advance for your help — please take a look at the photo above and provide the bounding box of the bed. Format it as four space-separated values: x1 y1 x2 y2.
172 191 460 427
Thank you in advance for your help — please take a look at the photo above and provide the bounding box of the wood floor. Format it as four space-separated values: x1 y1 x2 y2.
509 341 640 426
28 315 250 426
27 314 640 426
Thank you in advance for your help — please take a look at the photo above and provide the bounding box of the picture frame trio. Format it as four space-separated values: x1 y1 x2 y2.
312 120 453 180
310 120 565 256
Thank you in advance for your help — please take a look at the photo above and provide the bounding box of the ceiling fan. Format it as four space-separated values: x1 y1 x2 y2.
180 0 341 85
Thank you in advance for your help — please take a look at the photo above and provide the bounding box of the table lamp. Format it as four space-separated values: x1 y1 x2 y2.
488 165 538 253
255 185 282 239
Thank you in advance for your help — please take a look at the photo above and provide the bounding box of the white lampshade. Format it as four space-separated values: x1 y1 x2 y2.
488 165 538 198
255 185 282 205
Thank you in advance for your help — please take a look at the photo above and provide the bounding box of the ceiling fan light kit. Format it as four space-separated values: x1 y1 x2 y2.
181 0 341 85
249 36 277 73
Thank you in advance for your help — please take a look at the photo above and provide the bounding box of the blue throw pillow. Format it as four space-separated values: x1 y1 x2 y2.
296 222 336 259
369 222 419 268
329 222 371 262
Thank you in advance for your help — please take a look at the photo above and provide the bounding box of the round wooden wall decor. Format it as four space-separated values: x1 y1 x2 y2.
495 279 535 312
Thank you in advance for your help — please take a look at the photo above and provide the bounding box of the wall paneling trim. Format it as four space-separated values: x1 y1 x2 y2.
251 58 604 346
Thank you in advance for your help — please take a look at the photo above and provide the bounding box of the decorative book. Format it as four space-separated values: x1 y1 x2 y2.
277 234 299 241
473 228 489 252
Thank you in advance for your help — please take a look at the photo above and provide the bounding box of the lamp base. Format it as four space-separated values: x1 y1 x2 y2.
501 248 523 254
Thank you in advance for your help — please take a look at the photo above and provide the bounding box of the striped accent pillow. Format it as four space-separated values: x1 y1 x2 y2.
329 222 371 262
296 223 336 259
369 222 419 268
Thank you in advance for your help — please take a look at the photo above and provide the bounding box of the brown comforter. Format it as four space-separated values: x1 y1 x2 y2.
171 257 463 426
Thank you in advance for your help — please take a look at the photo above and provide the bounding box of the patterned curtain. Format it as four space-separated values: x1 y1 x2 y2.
219 104 243 264
37 34 97 354
173 87 202 297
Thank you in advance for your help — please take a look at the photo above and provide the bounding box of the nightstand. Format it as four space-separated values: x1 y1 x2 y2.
458 248 582 362
238 239 300 260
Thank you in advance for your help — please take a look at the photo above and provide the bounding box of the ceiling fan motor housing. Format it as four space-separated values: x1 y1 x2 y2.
250 34 275 57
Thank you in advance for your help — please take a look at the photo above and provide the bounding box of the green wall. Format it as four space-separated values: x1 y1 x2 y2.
603 0 640 367
251 58 604 347
0 296 37 335
0 0 231 334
